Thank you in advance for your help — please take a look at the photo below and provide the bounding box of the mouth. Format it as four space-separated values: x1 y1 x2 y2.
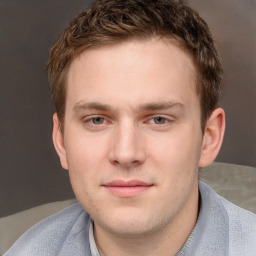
103 180 153 198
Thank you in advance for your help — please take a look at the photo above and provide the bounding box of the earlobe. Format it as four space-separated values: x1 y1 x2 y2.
52 113 68 170
199 108 225 167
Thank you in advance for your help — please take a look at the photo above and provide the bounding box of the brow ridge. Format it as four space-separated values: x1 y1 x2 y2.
73 101 112 112
73 100 184 113
139 101 185 111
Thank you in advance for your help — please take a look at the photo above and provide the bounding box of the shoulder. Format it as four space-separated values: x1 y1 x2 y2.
199 182 256 255
219 196 256 253
3 203 91 256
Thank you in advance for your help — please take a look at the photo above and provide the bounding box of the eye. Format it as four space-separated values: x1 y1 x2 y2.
91 117 105 125
152 116 168 124
82 115 109 126
148 116 169 125
82 115 111 131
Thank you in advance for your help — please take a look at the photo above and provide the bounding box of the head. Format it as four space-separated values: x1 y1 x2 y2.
48 0 223 132
50 0 225 252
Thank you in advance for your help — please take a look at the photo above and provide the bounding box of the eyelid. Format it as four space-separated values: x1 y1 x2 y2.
82 115 111 125
145 114 174 123
150 117 167 124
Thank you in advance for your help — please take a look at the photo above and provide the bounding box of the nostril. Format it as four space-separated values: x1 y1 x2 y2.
109 151 146 169
112 159 120 166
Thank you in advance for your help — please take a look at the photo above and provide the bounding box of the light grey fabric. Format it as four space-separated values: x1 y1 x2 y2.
3 182 256 256
186 182 256 255
0 199 76 255
2 203 92 256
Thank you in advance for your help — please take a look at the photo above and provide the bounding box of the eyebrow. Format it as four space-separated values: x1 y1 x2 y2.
73 101 112 113
73 100 185 113
138 101 185 111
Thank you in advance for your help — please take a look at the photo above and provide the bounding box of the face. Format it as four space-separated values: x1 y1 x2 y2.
53 38 218 238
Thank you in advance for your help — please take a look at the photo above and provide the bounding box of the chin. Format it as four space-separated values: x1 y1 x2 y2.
96 209 170 238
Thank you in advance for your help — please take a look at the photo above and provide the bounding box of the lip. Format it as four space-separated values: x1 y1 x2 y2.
103 180 153 198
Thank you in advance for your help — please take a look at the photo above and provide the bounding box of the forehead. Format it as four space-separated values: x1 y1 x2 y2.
66 38 198 110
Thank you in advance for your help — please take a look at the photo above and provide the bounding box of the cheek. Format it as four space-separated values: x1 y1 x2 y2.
146 127 202 181
63 138 102 194
65 142 100 211
64 129 108 169
148 129 201 162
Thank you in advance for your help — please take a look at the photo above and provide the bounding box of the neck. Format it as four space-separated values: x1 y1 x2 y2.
94 189 199 256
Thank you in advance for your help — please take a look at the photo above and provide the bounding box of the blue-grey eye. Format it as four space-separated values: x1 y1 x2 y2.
153 117 166 124
92 117 105 124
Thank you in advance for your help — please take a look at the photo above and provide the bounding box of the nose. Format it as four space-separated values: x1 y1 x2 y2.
108 121 146 168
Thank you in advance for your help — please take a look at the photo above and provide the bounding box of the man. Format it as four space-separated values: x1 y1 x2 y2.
4 0 256 255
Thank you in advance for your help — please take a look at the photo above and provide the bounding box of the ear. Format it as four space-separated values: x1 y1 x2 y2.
52 113 68 170
199 108 225 167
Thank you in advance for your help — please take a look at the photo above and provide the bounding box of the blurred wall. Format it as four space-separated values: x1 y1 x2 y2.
0 0 93 218
1 0 255 217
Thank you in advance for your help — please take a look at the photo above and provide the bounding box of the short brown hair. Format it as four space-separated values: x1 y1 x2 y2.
47 0 223 130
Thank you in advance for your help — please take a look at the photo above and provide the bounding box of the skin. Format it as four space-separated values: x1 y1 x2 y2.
53 38 225 256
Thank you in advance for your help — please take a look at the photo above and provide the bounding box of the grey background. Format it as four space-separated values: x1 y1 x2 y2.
1 0 255 218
